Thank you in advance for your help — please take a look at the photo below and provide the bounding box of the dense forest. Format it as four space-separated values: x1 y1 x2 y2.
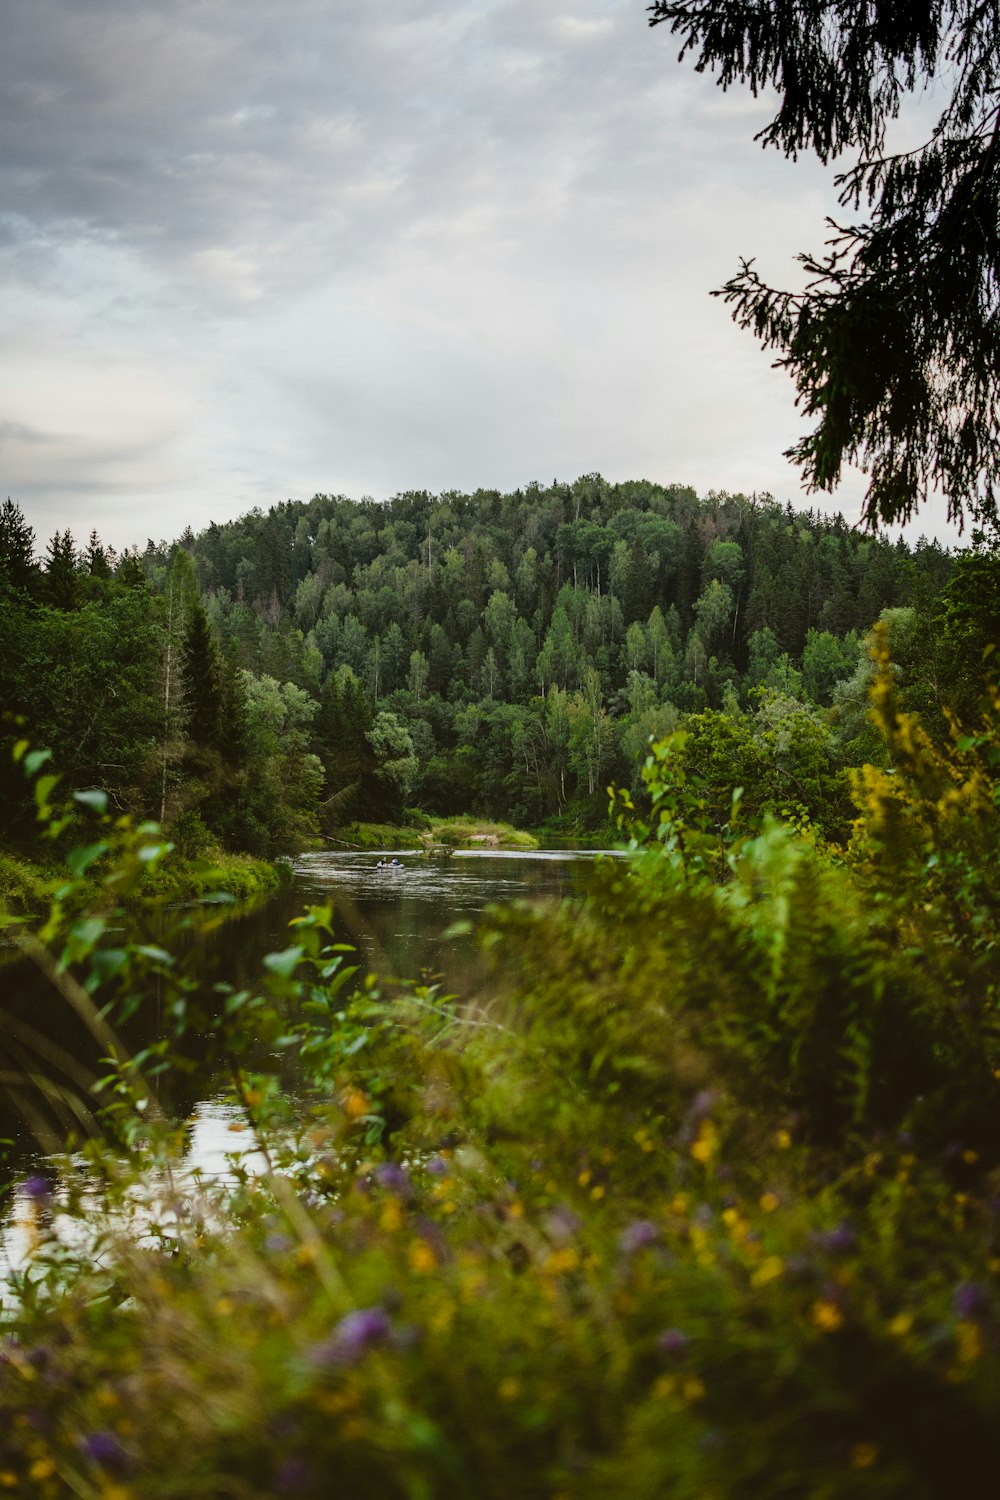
2 477 989 858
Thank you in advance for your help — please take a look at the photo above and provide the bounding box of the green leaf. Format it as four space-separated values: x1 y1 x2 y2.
34 773 60 812
134 945 175 966
66 841 109 878
73 788 109 814
69 916 107 952
24 749 53 777
264 945 305 978
138 843 171 864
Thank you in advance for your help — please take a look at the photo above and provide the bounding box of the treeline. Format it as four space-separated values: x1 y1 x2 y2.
2 479 994 852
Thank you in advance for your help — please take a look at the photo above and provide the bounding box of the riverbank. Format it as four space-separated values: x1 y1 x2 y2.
329 816 540 852
0 844 284 924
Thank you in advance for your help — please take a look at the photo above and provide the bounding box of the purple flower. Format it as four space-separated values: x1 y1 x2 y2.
811 1224 856 1255
311 1307 391 1367
619 1220 659 1255
543 1206 582 1244
80 1431 130 1471
22 1175 51 1203
275 1455 313 1493
264 1233 293 1254
657 1328 690 1357
954 1282 990 1322
687 1090 717 1121
374 1162 412 1197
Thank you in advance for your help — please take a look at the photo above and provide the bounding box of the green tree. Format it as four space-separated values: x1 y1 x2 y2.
0 499 36 593
44 530 78 610
649 0 1000 529
181 602 225 752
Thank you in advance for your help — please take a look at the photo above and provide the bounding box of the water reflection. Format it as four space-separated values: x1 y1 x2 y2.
1 850 611 1265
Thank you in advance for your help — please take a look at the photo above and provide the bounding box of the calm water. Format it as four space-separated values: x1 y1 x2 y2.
0 849 607 1201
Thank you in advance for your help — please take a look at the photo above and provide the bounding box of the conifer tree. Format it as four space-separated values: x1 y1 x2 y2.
181 601 225 751
0 499 36 592
649 0 1000 529
44 530 78 610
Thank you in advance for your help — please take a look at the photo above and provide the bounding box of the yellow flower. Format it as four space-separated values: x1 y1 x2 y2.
812 1299 843 1332
497 1378 520 1402
889 1312 913 1338
775 1129 792 1150
544 1247 579 1276
957 1321 982 1364
342 1088 368 1121
751 1256 784 1287
691 1121 719 1164
759 1192 780 1213
683 1377 706 1402
409 1241 437 1274
379 1200 403 1233
850 1443 879 1469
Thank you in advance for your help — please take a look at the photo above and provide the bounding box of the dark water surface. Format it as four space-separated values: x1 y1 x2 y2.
1 849 607 1186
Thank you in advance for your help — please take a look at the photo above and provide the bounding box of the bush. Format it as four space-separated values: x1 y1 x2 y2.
3 665 1000 1498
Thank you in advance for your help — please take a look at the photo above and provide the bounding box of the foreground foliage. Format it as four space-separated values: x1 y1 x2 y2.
1 655 999 1498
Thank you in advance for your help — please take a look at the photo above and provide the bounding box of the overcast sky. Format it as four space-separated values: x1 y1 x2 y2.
0 0 956 553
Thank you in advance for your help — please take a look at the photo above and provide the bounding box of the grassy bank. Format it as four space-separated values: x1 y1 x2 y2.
330 815 539 851
137 848 286 904
0 844 284 922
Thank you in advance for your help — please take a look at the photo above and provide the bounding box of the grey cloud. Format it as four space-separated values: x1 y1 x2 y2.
0 418 52 446
0 0 772 307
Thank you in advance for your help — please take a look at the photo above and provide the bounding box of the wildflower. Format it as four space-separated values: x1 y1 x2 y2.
264 1233 293 1254
956 1321 982 1364
311 1307 391 1367
850 1443 879 1469
750 1256 784 1287
759 1192 780 1213
21 1176 52 1203
657 1328 690 1357
811 1224 856 1255
409 1241 437 1275
690 1121 719 1165
619 1220 659 1255
426 1156 450 1178
543 1206 582 1244
687 1090 717 1121
275 1455 314 1493
811 1300 844 1332
80 1431 130 1472
953 1282 990 1322
374 1162 412 1198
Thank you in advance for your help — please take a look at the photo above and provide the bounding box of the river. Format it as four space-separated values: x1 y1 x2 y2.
0 847 608 1196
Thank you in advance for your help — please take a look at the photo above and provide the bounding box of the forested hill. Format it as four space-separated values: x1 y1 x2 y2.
1 476 981 855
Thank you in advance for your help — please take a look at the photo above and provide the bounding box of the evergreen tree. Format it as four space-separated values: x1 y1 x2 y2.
649 0 1000 529
0 499 36 593
181 601 225 751
44 530 78 610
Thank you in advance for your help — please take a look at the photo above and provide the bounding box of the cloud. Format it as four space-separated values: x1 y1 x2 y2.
0 0 959 549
